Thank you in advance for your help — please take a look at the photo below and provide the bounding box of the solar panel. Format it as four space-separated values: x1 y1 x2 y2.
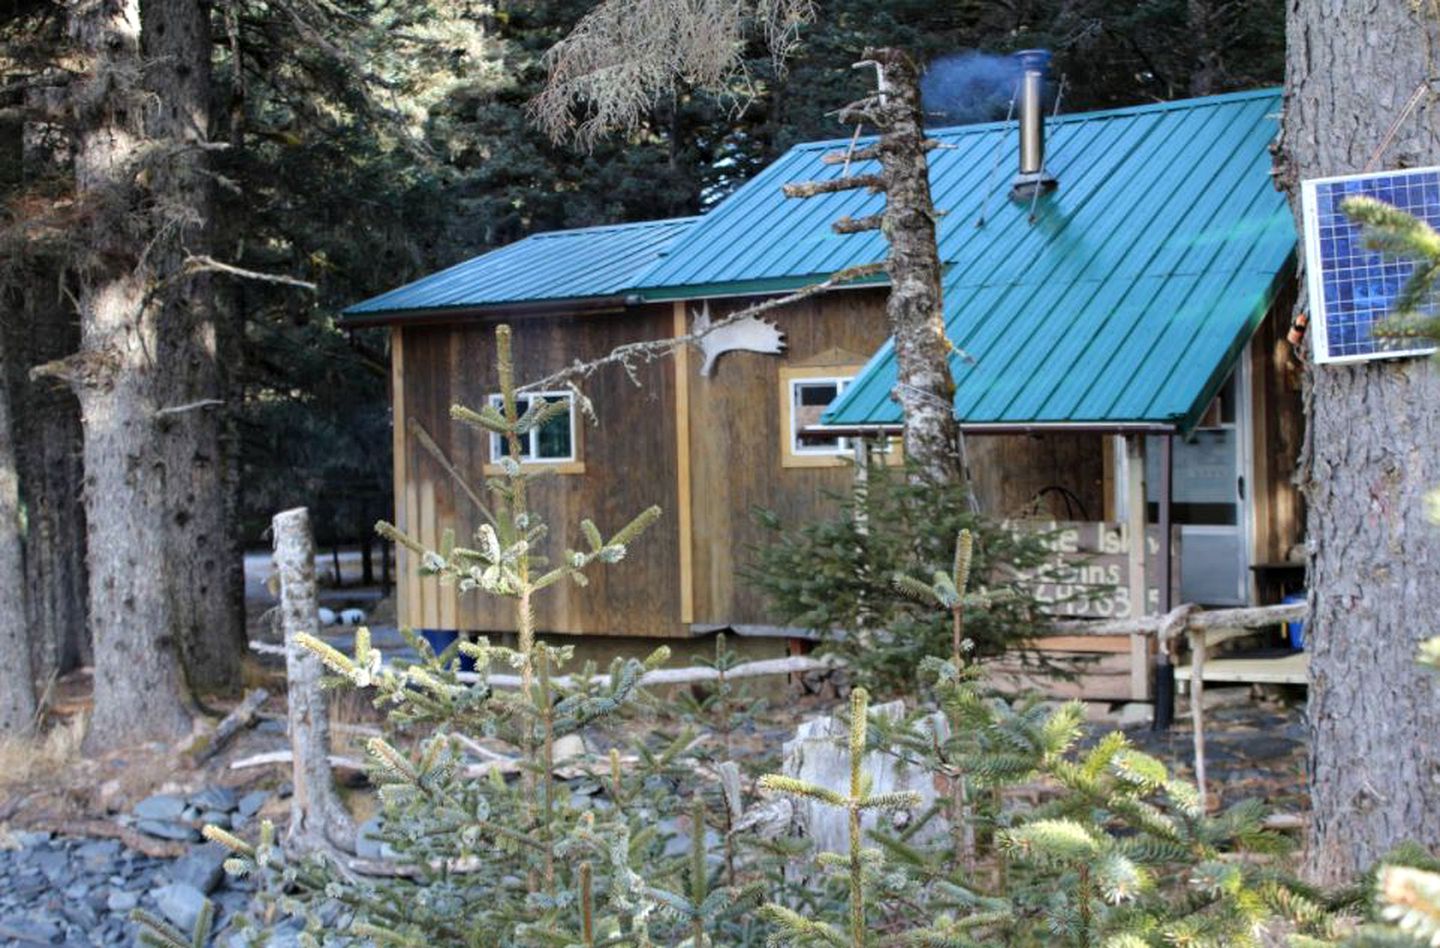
1302 166 1440 363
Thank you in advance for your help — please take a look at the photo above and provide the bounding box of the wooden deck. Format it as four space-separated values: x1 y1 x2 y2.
1176 650 1308 692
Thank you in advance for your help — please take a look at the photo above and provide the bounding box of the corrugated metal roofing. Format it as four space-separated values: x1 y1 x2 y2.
342 217 697 317
804 88 1295 432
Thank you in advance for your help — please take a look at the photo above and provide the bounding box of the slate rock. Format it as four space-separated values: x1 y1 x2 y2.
75 839 122 872
135 819 200 842
200 809 232 830
0 913 62 944
166 843 229 895
153 883 209 934
10 830 52 849
105 890 138 913
236 791 270 818
133 794 187 822
189 787 238 812
33 848 69 882
355 812 388 858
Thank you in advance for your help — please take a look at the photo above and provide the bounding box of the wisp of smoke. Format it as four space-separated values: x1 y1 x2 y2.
920 50 1037 127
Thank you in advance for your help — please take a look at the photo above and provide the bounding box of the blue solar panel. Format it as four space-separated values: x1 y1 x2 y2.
1302 166 1440 363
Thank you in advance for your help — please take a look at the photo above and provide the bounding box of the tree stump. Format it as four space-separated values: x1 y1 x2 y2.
272 506 355 854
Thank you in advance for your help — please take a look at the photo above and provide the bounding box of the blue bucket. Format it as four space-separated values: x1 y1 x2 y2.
1281 592 1306 650
417 629 476 672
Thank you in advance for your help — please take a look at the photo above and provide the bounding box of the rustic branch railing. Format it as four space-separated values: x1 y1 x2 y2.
1054 601 1307 809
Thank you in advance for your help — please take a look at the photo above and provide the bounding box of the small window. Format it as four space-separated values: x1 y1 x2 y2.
487 392 576 464
789 377 852 456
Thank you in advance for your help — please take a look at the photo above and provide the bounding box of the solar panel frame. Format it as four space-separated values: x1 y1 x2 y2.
1302 166 1440 364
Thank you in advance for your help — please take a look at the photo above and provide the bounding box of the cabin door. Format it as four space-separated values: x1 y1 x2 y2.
1145 359 1252 606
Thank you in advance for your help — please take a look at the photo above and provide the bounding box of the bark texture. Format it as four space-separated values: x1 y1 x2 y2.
273 507 355 854
7 282 91 684
142 0 244 692
869 48 965 484
1279 0 1440 882
0 351 37 736
69 0 193 751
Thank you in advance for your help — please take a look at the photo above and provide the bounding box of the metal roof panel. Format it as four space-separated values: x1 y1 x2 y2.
821 88 1294 429
342 217 697 317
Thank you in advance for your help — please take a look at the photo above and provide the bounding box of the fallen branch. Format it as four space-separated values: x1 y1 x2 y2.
247 638 839 690
468 653 840 688
230 749 367 771
188 688 269 764
42 819 189 859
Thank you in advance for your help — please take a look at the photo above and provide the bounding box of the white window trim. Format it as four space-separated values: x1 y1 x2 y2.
487 391 577 464
788 376 854 457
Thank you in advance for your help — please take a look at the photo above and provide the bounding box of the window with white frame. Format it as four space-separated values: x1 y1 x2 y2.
487 392 576 463
789 376 853 456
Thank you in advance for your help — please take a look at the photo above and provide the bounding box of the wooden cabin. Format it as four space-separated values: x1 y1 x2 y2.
343 87 1304 698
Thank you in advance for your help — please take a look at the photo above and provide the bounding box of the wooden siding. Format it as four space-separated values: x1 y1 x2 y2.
389 289 1147 640
394 306 683 637
1248 287 1306 568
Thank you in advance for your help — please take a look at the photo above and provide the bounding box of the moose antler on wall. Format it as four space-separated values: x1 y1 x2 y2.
692 301 787 376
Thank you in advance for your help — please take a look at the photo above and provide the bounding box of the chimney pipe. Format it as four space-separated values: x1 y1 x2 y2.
1011 49 1058 201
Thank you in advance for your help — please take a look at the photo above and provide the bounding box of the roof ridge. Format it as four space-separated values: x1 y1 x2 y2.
789 86 1282 152
527 216 700 240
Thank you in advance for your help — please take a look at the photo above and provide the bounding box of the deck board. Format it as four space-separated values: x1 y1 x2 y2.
1176 650 1308 691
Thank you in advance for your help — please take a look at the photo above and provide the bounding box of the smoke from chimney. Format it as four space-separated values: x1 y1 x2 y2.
919 51 1022 127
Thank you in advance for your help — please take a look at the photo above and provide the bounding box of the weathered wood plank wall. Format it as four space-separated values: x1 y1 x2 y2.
395 306 683 636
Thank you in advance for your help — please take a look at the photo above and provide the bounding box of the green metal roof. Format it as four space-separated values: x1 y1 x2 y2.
810 88 1294 432
342 217 696 319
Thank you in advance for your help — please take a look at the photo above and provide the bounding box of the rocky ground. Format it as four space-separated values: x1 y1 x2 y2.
0 788 277 947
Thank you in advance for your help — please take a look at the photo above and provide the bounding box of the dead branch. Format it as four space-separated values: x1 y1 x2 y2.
819 139 944 164
833 214 884 234
154 398 224 418
516 262 884 393
782 173 886 198
181 255 316 291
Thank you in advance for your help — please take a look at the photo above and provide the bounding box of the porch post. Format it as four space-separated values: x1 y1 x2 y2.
1153 433 1176 730
1124 435 1149 701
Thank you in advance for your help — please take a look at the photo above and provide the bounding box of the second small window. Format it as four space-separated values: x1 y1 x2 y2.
488 392 575 464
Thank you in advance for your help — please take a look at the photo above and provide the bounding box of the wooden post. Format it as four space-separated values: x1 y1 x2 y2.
1190 628 1208 810
273 507 356 854
1124 435 1149 700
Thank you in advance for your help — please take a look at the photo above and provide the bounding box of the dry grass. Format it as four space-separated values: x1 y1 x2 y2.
0 714 87 788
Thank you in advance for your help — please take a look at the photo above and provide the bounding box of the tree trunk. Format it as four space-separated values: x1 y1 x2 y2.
143 0 244 693
69 0 193 751
1279 0 1440 883
869 48 965 485
0 350 37 737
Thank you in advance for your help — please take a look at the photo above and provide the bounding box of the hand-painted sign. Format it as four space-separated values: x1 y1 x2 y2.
1007 521 1181 620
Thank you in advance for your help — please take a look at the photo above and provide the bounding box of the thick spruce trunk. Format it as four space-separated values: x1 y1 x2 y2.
0 350 36 737
143 0 244 692
1279 0 1440 882
870 48 965 485
69 0 193 750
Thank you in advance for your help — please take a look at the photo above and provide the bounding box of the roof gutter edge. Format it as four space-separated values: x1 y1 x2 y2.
801 420 1179 441
338 294 639 327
